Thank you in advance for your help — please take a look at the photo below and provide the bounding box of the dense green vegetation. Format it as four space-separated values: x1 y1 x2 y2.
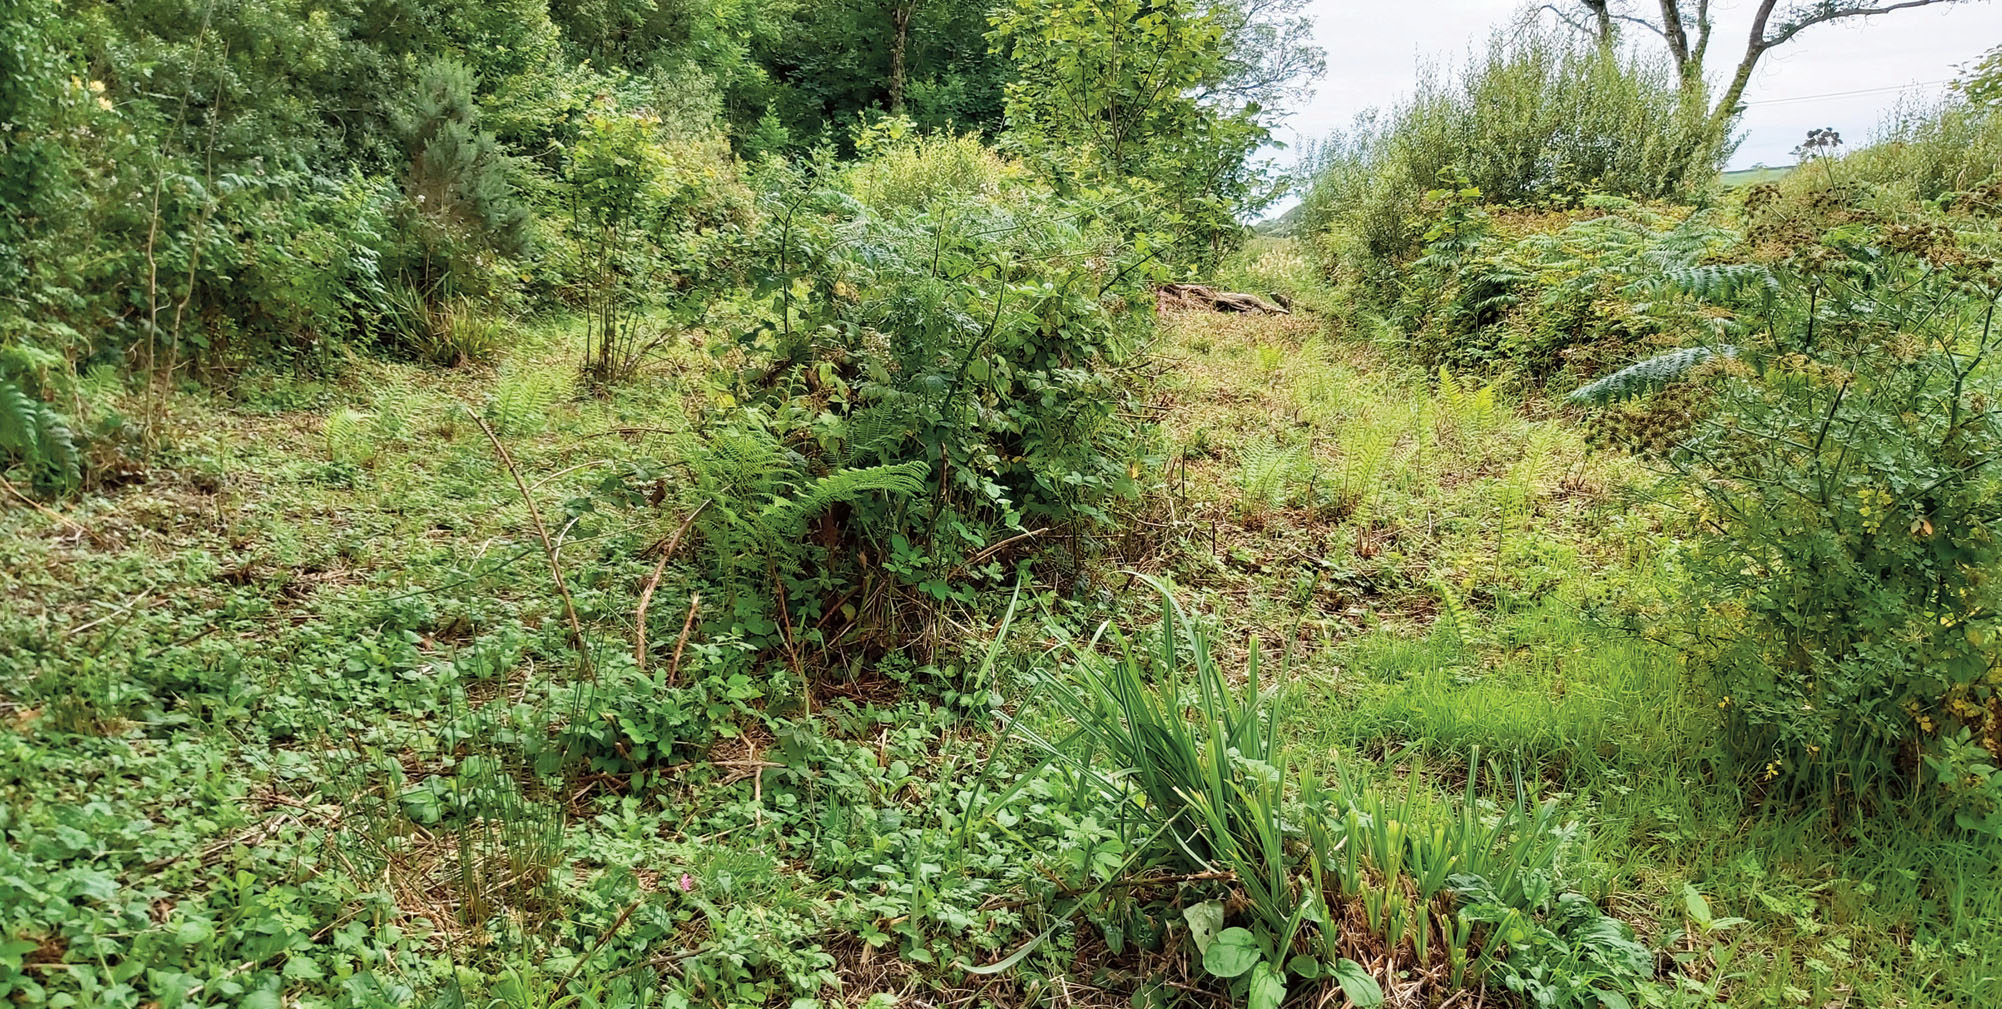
5 3 2002 1009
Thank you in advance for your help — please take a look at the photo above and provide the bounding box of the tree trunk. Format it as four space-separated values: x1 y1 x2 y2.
1706 0 1779 140
1656 0 1694 82
889 4 914 115
1707 44 1766 140
1584 0 1613 42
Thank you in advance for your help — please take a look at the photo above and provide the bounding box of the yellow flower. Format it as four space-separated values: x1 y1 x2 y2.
87 80 105 94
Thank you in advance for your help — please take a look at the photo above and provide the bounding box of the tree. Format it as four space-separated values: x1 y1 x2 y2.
990 0 1320 263
749 0 1009 146
1956 42 2002 108
1551 0 1978 138
400 59 529 299
1205 0 1325 111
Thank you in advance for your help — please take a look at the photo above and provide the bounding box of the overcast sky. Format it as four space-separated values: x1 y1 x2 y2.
1270 0 2002 173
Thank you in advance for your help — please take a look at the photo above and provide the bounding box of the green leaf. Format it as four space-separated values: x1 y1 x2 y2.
0 938 39 969
174 919 215 945
1595 988 1632 1009
1183 900 1225 954
1248 962 1287 1009
1285 954 1321 979
1332 959 1384 1008
67 870 117 902
964 927 1055 976
1682 883 1713 927
1202 928 1260 978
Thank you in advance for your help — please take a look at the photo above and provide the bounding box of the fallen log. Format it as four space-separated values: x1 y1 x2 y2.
1155 282 1290 314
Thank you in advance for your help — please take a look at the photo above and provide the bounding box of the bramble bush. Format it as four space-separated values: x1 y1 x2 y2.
1389 176 1735 380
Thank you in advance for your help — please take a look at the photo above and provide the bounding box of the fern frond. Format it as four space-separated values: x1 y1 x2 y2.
484 367 559 436
1568 345 1735 405
0 378 82 494
764 460 929 535
326 408 378 465
1433 577 1473 653
1236 439 1309 512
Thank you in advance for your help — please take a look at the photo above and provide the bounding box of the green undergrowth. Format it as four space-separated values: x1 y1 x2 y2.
1142 245 2002 1007
3 271 1999 1009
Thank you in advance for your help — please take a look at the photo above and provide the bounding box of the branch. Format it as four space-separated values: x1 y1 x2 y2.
1616 13 1671 40
464 402 591 672
634 500 710 672
1763 0 1968 50
1540 3 1604 38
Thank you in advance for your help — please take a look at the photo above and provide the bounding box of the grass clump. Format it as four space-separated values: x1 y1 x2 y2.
1025 576 1650 1009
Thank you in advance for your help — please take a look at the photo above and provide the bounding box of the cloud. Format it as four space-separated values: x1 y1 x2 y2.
1269 0 2002 171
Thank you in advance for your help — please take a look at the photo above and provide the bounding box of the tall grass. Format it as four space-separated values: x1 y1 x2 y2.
1841 95 2002 199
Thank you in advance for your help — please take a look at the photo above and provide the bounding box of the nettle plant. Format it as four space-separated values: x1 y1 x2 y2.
675 150 1159 678
1670 201 2002 823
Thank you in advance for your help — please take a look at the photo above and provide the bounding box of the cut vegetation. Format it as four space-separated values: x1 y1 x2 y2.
5 5 2002 1009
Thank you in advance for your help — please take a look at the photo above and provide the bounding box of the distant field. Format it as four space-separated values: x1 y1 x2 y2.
1721 164 1795 186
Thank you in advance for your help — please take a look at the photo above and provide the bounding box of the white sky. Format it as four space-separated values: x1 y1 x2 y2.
1270 0 2002 171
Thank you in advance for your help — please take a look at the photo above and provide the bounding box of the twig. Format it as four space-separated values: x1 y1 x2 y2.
529 458 613 493
580 426 682 440
68 589 156 637
634 500 710 671
0 476 100 545
463 403 591 672
668 592 700 685
183 952 281 1001
953 526 1048 575
556 896 645 994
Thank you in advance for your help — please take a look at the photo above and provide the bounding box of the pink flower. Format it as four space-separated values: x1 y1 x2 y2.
678 873 696 892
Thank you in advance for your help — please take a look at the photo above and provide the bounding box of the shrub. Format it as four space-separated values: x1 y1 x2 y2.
1840 97 2002 202
566 103 751 387
846 119 1010 213
663 154 1156 674
1670 206 2002 817
1301 26 1719 298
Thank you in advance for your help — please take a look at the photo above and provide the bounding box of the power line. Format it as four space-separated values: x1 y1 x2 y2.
1742 79 1953 107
